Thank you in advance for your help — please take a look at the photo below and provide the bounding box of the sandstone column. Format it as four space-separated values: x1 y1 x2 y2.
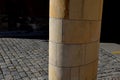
49 0 103 80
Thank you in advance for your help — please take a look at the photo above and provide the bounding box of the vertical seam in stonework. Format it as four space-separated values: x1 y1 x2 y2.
62 19 63 42
84 44 87 64
55 42 57 66
81 0 85 19
92 61 94 80
70 68 71 80
78 67 80 80
79 47 82 67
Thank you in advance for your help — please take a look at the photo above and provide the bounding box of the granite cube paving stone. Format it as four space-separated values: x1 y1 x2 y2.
0 38 120 80
22 77 30 80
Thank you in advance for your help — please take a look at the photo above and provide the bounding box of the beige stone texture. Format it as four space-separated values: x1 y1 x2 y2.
80 60 98 80
49 60 98 80
82 0 103 20
50 18 101 44
49 0 103 79
62 20 101 44
49 42 57 65
85 41 99 64
49 41 99 67
49 18 63 42
50 0 103 20
69 0 83 19
69 0 103 20
50 0 69 18
49 64 70 80
62 20 90 44
90 21 101 41
49 42 85 67
56 43 85 67
71 67 80 80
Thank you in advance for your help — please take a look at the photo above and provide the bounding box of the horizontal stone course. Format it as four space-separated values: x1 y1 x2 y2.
49 41 99 67
50 18 101 44
49 60 98 80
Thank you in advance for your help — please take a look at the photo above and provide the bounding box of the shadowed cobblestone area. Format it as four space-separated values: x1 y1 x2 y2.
0 38 120 80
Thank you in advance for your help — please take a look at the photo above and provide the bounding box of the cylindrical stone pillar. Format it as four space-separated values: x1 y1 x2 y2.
49 0 103 80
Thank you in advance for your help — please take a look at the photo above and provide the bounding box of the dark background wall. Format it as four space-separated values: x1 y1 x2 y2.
0 0 49 17
0 0 49 32
0 0 6 14
101 0 120 43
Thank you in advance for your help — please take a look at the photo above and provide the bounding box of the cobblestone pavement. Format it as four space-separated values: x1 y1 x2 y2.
0 38 48 80
0 38 120 80
98 48 120 80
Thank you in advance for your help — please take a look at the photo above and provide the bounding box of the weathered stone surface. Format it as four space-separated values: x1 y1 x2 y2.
49 64 70 80
80 60 98 80
49 18 63 43
49 41 99 67
50 18 101 44
50 0 69 18
50 0 103 20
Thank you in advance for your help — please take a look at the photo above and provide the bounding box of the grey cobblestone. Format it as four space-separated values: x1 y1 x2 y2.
0 38 48 80
0 74 4 79
22 77 30 80
0 38 120 80
98 48 120 79
19 72 27 78
4 74 13 80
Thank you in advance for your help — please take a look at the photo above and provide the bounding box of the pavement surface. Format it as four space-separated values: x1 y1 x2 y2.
0 38 120 80
98 44 120 80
